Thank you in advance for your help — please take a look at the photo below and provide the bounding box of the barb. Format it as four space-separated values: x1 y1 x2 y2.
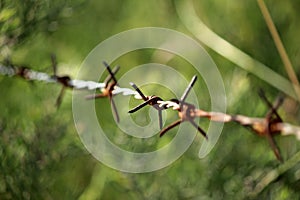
129 82 147 101
50 54 73 108
85 62 121 122
128 82 166 129
193 92 284 162
159 76 208 140
257 90 283 161
103 61 119 87
180 75 197 104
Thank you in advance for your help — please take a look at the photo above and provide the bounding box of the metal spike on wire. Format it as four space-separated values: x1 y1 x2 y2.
128 82 165 129
85 61 122 122
50 54 73 108
180 75 197 105
158 75 208 139
257 90 284 162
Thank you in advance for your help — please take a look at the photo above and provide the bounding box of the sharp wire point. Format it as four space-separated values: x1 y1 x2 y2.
103 61 118 84
180 75 197 104
56 86 65 109
130 82 147 100
109 95 120 123
128 100 150 113
160 119 182 137
258 89 284 123
158 109 163 130
51 54 57 76
104 65 120 85
266 128 283 162
189 120 208 140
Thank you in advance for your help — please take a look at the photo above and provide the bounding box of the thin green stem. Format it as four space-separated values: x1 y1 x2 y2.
257 0 300 100
249 151 300 197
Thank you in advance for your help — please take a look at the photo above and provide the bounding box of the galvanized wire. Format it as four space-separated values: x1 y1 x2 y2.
1 63 300 140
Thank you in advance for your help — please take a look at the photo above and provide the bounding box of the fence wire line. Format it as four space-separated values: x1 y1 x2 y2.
0 64 179 108
0 63 300 140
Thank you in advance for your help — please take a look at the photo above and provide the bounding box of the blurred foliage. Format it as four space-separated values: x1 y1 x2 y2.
0 0 300 199
0 0 85 55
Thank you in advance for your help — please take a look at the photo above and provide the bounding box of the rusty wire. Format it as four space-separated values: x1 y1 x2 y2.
1 59 300 161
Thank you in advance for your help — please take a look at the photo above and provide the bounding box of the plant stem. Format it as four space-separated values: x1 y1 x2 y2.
257 0 300 100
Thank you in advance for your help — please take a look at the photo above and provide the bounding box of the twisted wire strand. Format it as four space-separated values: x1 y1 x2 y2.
0 64 178 108
1 63 300 140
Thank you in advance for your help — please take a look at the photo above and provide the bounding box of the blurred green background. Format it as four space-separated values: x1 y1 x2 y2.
1 0 300 199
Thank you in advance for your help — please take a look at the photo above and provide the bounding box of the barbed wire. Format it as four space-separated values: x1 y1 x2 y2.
1 59 300 162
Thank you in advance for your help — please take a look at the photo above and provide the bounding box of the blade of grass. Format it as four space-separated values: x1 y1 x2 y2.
257 0 300 100
249 150 300 197
175 0 299 101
